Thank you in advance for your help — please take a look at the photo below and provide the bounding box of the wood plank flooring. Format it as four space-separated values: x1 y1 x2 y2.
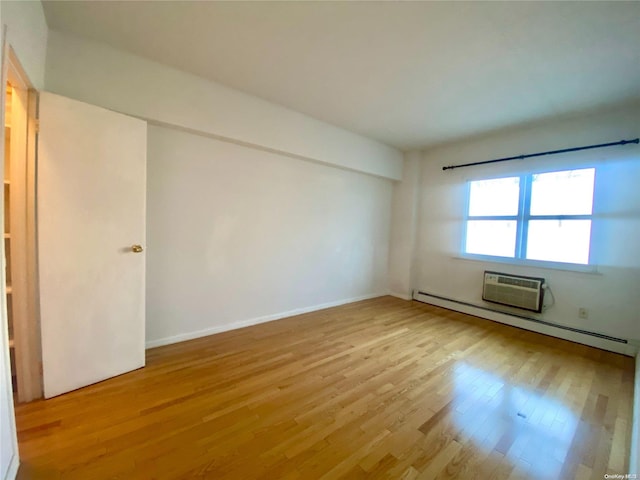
14 297 635 479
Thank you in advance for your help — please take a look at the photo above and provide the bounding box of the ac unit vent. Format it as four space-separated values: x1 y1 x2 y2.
483 271 545 313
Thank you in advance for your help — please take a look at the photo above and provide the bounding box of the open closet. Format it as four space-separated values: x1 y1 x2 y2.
5 83 15 393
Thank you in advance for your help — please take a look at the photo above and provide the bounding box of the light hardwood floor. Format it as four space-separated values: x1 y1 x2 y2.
15 297 635 479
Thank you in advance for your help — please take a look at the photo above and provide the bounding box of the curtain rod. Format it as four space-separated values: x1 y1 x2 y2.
442 137 639 171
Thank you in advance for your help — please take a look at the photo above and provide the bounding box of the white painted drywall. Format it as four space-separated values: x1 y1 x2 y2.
44 30 403 181
406 104 640 343
388 151 421 299
0 0 47 90
146 125 392 346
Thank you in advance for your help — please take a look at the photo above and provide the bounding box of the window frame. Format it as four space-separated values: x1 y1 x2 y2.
462 168 596 267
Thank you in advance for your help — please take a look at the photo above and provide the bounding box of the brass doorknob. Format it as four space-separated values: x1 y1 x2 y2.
131 244 144 253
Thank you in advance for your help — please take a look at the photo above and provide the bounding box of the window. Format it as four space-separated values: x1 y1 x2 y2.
464 168 595 265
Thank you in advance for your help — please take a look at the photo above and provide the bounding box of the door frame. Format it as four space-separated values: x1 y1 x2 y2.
3 45 42 403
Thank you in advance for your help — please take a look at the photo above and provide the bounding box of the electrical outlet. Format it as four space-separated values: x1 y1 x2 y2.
578 308 588 319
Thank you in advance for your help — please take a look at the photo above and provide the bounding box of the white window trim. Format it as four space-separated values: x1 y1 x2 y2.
463 168 596 268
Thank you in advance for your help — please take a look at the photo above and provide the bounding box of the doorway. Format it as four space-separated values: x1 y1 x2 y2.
2 48 146 404
3 47 41 403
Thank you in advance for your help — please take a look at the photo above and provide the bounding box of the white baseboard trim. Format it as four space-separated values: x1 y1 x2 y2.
388 291 412 301
630 352 639 474
413 291 636 357
5 452 19 480
145 292 386 349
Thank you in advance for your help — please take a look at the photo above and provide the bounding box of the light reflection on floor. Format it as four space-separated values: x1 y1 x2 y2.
452 362 578 479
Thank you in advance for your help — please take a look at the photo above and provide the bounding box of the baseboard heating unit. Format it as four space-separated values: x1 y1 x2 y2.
413 290 627 344
482 271 545 313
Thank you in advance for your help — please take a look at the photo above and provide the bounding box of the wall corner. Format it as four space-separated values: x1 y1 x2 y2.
388 150 422 298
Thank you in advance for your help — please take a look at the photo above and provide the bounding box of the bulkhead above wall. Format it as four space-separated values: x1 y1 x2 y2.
43 30 403 181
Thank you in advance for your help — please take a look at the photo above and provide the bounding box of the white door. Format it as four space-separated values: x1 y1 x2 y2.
38 92 147 398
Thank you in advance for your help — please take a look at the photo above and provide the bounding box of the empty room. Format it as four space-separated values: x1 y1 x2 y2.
0 1 639 479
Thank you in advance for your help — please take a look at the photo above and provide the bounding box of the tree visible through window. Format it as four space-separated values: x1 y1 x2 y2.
464 168 595 265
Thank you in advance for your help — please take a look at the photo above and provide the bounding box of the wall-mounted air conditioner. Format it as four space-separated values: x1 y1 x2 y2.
482 271 545 313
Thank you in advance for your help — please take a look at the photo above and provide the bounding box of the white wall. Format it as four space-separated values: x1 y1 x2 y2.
401 104 640 349
146 125 392 347
0 0 48 90
44 30 403 181
387 151 421 299
42 28 398 348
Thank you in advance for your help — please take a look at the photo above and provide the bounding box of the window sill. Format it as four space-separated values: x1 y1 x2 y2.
454 254 601 275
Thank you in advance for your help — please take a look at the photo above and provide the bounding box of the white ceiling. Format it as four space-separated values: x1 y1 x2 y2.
42 1 640 151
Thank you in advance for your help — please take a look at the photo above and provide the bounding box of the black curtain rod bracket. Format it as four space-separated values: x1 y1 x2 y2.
442 137 639 171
